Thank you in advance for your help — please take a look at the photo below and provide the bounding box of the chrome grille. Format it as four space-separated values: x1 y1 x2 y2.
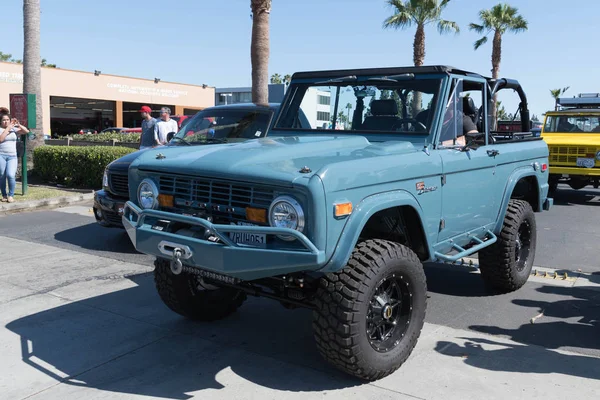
549 145 598 165
158 175 274 208
109 173 129 197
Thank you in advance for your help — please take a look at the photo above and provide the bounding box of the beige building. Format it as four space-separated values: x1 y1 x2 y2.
0 61 215 135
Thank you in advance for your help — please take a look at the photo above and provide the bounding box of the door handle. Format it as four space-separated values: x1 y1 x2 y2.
487 149 500 157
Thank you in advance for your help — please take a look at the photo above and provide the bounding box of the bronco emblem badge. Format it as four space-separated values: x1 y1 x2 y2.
416 181 438 195
156 153 166 159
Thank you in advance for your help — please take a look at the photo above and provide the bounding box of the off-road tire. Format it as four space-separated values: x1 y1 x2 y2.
312 239 427 381
154 258 246 321
478 200 537 293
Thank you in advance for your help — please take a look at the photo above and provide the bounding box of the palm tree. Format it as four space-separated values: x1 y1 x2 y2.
283 74 292 86
270 73 282 84
550 87 570 110
346 103 353 125
250 0 271 104
383 0 459 115
469 3 528 120
23 0 44 155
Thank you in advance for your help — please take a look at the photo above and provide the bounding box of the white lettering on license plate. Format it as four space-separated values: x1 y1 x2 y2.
229 222 266 248
576 158 595 168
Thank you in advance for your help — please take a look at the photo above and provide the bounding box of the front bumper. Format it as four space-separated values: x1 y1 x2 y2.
549 166 600 176
122 201 327 281
93 190 128 228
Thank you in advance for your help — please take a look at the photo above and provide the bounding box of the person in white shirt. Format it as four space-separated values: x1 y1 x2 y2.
154 107 179 145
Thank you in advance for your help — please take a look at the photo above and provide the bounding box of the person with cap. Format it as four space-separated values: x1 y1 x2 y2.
154 106 178 145
139 105 158 150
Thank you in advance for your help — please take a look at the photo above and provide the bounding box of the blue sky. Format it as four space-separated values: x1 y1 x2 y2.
2 0 597 118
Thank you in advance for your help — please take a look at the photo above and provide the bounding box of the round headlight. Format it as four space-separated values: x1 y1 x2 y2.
596 150 600 161
137 179 159 209
268 195 305 241
102 170 109 188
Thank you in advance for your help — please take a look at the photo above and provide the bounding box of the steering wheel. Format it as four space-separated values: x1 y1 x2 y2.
392 118 427 132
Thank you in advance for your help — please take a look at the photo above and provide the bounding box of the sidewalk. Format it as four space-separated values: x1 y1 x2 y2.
0 184 94 213
1 236 599 400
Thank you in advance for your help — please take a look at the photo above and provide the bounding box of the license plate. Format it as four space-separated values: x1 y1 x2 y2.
576 158 595 168
229 222 266 248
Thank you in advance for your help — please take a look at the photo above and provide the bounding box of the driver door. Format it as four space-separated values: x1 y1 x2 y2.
436 77 502 242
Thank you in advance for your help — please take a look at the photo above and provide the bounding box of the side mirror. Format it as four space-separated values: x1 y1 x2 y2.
166 132 176 142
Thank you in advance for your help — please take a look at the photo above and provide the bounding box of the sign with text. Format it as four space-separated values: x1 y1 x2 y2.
9 93 36 128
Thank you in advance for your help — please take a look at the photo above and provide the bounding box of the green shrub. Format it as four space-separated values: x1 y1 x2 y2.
69 132 141 143
33 145 136 188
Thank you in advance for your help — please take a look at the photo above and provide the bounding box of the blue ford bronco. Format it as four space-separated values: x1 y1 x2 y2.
122 66 552 381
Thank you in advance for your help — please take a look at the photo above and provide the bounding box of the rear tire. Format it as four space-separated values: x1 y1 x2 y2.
312 239 427 381
478 200 536 293
153 258 246 321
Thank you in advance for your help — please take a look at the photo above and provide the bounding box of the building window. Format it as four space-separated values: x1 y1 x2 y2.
318 95 330 105
317 111 330 121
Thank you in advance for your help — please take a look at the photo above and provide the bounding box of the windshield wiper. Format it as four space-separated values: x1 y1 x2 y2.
314 75 357 85
170 137 191 146
198 137 228 145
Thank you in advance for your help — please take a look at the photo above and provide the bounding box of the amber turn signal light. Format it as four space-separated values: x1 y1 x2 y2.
246 207 267 223
158 194 174 208
334 202 353 217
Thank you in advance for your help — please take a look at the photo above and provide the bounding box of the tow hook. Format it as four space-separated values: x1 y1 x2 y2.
170 248 184 275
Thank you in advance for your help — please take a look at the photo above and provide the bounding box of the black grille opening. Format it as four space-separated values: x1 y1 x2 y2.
109 174 129 197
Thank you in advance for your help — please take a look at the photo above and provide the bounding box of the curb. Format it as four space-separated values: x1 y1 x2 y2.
0 191 95 213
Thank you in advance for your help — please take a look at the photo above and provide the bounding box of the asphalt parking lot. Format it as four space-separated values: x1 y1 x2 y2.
0 184 599 399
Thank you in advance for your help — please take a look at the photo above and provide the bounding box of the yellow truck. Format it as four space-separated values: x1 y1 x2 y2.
541 93 600 192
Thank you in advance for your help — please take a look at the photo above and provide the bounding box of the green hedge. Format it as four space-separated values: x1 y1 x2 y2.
33 145 136 188
70 132 141 143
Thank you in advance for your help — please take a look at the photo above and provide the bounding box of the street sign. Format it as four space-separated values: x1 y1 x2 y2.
9 93 36 128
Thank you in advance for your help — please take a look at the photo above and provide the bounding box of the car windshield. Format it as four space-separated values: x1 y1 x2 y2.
170 108 273 145
544 115 600 133
275 74 443 140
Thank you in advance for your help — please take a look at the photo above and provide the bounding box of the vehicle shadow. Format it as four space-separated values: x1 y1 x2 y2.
468 284 600 353
551 186 600 207
54 223 140 254
434 336 600 380
424 262 492 297
5 273 362 398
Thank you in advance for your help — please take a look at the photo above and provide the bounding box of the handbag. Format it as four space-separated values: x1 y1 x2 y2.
16 140 24 158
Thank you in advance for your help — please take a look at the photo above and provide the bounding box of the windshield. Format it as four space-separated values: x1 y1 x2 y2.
544 115 600 133
275 75 443 140
171 108 273 144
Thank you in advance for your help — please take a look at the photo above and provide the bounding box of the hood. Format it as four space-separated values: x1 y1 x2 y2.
107 148 149 173
542 133 600 147
130 135 420 187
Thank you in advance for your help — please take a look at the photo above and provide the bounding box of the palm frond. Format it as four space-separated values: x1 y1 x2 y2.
473 36 488 50
469 22 484 34
437 19 460 35
383 11 413 29
509 15 528 32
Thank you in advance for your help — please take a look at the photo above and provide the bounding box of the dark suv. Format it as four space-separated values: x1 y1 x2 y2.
93 103 288 228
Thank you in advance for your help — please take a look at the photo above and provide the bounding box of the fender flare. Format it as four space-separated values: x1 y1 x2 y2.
318 190 430 273
494 167 541 233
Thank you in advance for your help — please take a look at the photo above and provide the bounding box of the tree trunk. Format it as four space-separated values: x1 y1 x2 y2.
412 23 425 116
23 0 44 168
250 0 271 105
490 30 502 125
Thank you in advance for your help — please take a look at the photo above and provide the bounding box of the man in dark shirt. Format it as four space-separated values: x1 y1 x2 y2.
440 97 478 146
139 105 158 150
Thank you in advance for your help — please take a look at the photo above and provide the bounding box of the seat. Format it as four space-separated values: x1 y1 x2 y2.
361 100 400 131
462 96 477 124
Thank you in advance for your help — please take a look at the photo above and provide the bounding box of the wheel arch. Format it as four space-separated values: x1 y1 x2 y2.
495 168 542 233
319 190 432 273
